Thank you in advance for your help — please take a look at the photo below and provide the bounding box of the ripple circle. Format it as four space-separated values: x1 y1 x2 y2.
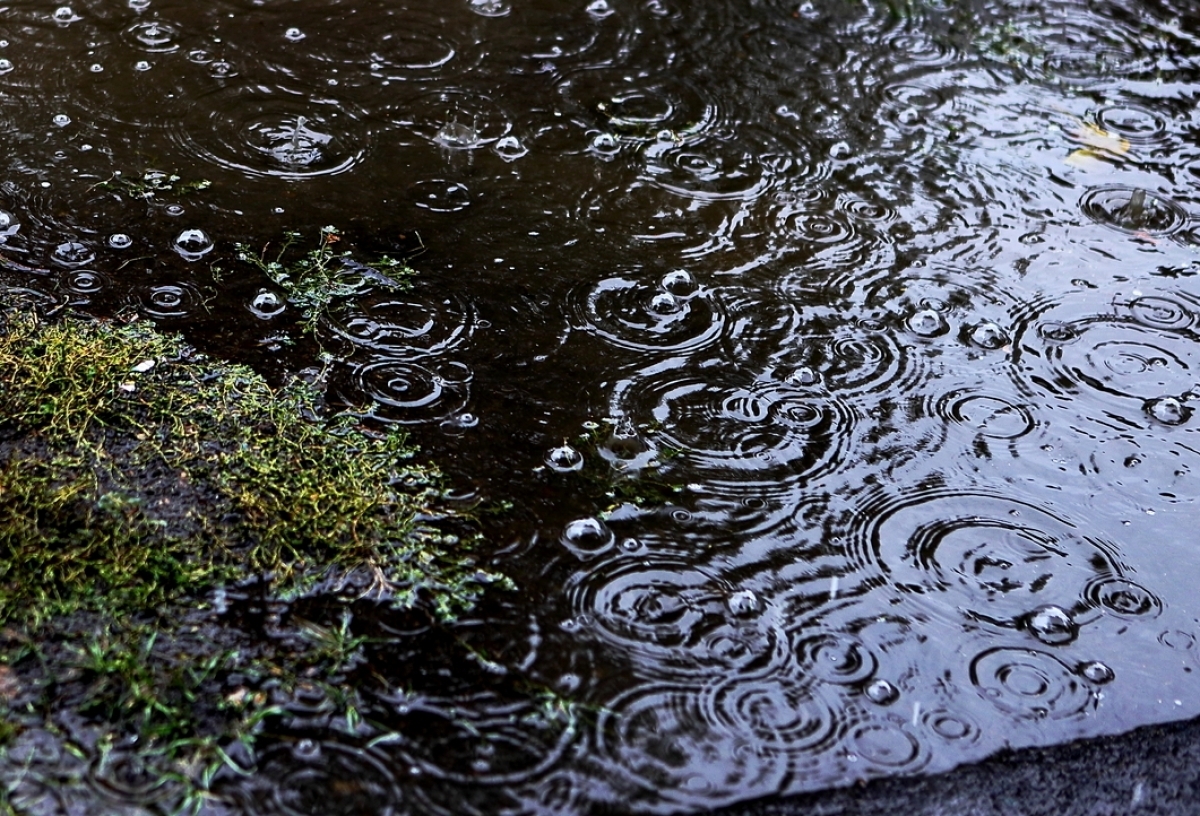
969 647 1092 720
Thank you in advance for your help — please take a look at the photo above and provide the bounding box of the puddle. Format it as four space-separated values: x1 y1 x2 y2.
4 0 1200 812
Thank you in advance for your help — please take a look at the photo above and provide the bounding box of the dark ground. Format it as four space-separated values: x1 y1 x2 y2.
710 716 1200 816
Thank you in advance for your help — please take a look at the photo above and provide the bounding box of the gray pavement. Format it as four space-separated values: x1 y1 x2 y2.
707 716 1200 816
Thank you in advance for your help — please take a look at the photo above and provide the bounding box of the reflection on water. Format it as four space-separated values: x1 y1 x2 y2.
5 0 1200 811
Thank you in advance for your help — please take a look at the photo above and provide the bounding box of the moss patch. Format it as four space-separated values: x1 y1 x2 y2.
0 293 513 807
0 304 504 627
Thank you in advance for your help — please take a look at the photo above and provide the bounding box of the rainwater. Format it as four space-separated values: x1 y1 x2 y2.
4 0 1200 812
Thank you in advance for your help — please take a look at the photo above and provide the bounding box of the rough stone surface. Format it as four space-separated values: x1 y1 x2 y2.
705 716 1200 816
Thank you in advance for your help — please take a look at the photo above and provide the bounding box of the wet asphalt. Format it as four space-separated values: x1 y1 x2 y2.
707 715 1200 816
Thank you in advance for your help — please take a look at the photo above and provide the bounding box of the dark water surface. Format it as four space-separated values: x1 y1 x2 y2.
5 0 1200 812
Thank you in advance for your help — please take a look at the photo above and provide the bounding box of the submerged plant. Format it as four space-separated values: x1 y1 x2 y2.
236 226 414 335
90 169 212 201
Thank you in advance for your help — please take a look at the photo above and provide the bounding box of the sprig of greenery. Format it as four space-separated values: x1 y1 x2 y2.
236 226 413 336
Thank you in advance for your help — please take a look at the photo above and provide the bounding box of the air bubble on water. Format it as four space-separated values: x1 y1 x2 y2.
284 27 306 42
249 289 285 319
494 135 527 161
53 6 79 23
134 60 151 72
89 63 103 73
545 442 584 473
786 367 820 387
907 308 949 337
0 59 13 75
128 0 150 8
590 132 619 155
107 233 132 249
865 679 900 706
830 140 852 160
1024 604 1078 645
561 517 614 555
661 269 698 297
52 241 95 268
587 0 614 17
969 321 1009 350
649 292 683 315
173 228 213 260
0 210 18 235
1146 396 1191 426
165 204 185 217
442 413 479 432
1078 661 1115 684
725 589 762 618
52 114 71 128
470 0 511 15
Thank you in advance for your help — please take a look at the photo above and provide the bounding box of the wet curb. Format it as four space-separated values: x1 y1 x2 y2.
706 715 1200 816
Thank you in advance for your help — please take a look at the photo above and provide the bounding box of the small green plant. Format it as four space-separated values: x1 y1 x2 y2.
237 226 413 335
90 170 212 200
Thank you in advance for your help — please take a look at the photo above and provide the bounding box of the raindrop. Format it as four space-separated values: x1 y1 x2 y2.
52 114 72 128
545 443 584 473
285 27 306 42
249 289 285 319
1023 605 1078 646
587 0 614 16
1146 396 1191 426
798 634 877 685
968 321 1009 350
907 308 949 338
865 679 900 705
590 132 620 156
435 114 480 148
0 210 19 237
173 228 213 261
494 135 527 161
52 241 95 268
442 412 479 431
725 589 762 618
1080 186 1187 235
62 269 107 296
970 647 1090 719
469 0 511 15
411 179 471 212
1078 661 1115 684
1086 577 1163 617
786 367 820 387
1038 322 1078 343
108 233 132 250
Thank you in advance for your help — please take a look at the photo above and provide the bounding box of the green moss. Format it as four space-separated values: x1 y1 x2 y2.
0 303 505 629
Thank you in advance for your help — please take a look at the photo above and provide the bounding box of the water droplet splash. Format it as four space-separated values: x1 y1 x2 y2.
545 443 585 472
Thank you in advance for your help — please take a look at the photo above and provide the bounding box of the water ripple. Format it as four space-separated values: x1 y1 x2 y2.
175 85 371 179
845 490 1124 631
